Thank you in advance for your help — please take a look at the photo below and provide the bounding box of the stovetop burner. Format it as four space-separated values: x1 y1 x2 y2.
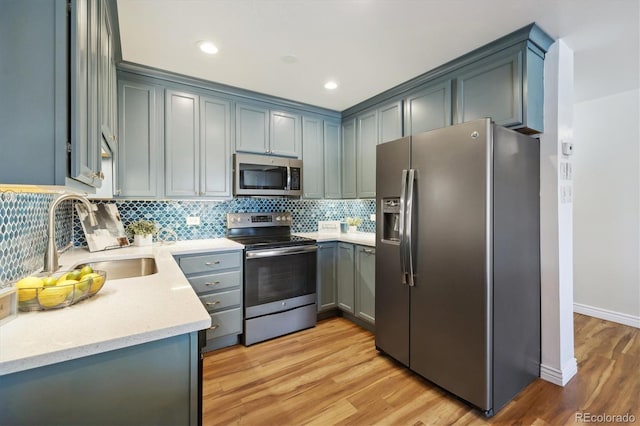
226 212 316 249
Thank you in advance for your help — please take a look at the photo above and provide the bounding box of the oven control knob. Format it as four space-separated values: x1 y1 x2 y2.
276 216 282 221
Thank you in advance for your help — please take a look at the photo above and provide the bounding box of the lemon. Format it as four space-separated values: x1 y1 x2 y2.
83 273 105 293
76 276 91 292
67 270 82 281
56 273 69 284
79 265 93 277
15 276 44 302
38 285 72 308
42 276 57 287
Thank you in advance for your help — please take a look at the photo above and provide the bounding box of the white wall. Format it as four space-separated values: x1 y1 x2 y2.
539 40 577 386
573 89 640 327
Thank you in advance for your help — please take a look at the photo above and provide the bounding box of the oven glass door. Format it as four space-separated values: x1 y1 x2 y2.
239 163 288 190
244 247 316 307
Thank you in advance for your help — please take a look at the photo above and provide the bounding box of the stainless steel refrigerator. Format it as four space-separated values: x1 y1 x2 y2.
375 118 540 416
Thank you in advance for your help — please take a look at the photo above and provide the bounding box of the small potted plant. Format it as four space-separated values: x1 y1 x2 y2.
126 220 158 247
345 217 362 233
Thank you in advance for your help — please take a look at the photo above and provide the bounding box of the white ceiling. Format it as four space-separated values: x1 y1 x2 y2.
117 0 640 112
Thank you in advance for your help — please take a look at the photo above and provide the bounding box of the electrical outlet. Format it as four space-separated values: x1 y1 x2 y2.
370 214 376 221
186 216 201 226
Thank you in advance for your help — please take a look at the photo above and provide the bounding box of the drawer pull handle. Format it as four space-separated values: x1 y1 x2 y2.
205 281 221 286
205 261 221 266
363 249 375 254
205 301 220 307
209 324 219 331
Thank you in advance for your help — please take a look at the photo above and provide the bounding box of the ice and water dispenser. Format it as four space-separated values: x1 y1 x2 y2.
382 198 401 242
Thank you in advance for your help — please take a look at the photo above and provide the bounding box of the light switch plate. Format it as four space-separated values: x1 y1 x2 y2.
186 216 201 226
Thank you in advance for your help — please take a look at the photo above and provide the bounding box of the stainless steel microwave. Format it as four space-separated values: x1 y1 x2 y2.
234 153 303 197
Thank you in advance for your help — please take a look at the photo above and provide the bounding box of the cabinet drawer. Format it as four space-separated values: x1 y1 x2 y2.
179 251 242 275
188 270 241 293
206 308 242 340
199 289 241 313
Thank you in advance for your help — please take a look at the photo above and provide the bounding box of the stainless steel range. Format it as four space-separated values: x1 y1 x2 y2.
226 212 317 346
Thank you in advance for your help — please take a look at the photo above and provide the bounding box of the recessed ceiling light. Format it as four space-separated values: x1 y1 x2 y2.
281 54 298 64
324 81 338 90
197 41 218 55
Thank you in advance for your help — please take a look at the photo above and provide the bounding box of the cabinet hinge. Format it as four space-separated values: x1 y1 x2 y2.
67 142 72 153
67 1 71 13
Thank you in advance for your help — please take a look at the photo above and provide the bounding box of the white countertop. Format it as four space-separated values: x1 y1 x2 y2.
296 231 376 247
0 238 243 376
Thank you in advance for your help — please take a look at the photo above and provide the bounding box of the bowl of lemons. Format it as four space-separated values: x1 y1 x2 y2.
15 266 107 311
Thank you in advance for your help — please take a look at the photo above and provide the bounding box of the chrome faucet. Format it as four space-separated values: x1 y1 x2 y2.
44 193 97 273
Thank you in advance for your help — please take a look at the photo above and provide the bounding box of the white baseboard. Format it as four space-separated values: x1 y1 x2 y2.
540 357 578 386
574 303 640 328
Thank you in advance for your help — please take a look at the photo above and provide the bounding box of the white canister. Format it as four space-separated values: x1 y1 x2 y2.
133 234 153 246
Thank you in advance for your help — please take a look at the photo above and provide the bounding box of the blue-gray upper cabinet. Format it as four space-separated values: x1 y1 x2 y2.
341 118 357 199
302 116 324 199
323 120 342 199
98 0 117 145
0 0 117 187
356 109 378 198
378 101 403 143
235 103 269 154
165 90 199 197
235 104 301 158
165 90 232 198
455 43 545 133
117 80 160 197
270 110 302 158
405 80 452 135
200 96 233 197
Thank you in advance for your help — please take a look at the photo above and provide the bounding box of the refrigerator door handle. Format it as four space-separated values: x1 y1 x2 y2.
406 169 416 286
399 169 408 285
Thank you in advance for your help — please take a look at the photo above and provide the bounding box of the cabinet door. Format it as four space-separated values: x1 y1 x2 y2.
201 96 232 197
341 118 357 199
98 0 116 145
302 116 324 199
337 243 355 313
456 48 523 128
356 109 378 198
117 80 159 197
270 110 301 158
70 0 101 188
165 90 199 197
378 101 403 143
235 103 269 154
323 120 342 199
405 80 452 135
355 246 376 324
317 242 337 312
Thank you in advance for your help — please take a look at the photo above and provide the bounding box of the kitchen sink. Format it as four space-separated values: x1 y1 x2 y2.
74 257 158 280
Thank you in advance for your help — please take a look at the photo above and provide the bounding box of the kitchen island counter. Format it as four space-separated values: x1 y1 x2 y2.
0 238 243 376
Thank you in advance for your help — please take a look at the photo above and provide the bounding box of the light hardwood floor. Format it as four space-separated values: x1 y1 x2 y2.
202 314 639 425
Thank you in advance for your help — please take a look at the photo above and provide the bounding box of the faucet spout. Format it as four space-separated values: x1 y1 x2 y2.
43 193 95 273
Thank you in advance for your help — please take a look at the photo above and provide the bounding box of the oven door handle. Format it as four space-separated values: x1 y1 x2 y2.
245 245 318 259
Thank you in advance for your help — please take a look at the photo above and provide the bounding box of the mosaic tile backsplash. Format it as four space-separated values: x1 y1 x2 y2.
0 191 74 287
0 193 375 288
73 198 376 246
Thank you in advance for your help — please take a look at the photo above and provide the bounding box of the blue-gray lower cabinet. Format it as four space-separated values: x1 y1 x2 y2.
176 250 243 351
333 243 375 325
405 80 452 135
0 332 200 426
355 245 376 324
117 79 161 197
317 242 338 311
337 242 355 313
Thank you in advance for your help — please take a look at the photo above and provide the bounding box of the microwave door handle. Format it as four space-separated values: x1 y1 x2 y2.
286 166 291 191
